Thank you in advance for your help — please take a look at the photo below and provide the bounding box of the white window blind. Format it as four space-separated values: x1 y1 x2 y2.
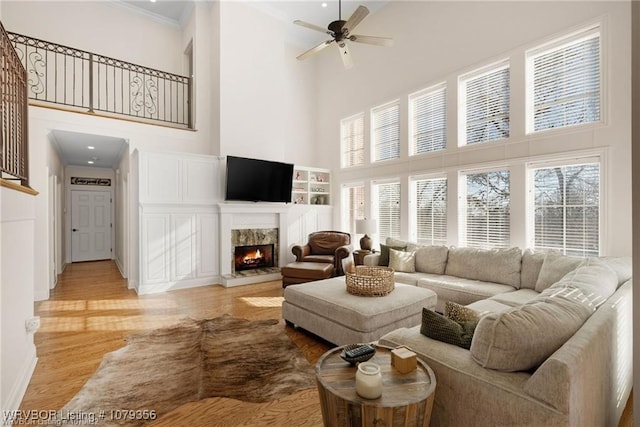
528 26 601 132
461 63 510 145
461 170 510 249
341 113 365 168
375 181 401 242
372 101 400 161
412 177 447 245
342 184 365 235
409 85 447 155
532 162 599 257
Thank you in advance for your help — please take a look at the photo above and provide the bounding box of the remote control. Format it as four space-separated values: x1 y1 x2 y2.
345 344 375 359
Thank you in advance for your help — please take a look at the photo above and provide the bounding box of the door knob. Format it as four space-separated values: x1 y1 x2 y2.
72 228 78 232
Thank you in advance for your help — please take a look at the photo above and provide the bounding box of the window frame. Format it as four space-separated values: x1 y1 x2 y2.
409 174 448 246
408 82 447 156
458 60 511 147
526 154 603 257
371 100 401 163
458 167 512 249
525 23 603 135
372 178 402 244
340 112 365 169
341 182 366 237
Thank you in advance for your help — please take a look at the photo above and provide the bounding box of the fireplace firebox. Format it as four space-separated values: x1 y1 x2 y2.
234 244 275 271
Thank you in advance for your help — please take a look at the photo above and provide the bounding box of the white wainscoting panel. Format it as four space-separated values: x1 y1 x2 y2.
197 213 219 278
171 214 196 281
141 214 170 284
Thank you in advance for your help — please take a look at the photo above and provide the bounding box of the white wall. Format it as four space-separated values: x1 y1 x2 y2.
218 2 317 165
316 1 632 257
1 187 37 414
2 1 184 74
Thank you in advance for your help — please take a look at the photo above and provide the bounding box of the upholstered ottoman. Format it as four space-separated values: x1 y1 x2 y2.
281 262 334 288
282 277 437 345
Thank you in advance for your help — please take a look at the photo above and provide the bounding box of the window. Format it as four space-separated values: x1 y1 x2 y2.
527 25 601 133
341 113 365 168
342 183 365 236
410 176 447 245
371 101 400 162
459 62 510 146
374 181 401 243
460 170 510 249
409 84 447 155
530 161 600 256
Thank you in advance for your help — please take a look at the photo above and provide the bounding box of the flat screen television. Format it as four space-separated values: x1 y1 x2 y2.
225 155 294 203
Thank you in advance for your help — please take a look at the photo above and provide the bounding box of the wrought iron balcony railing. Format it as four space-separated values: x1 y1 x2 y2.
1 25 29 186
9 32 192 129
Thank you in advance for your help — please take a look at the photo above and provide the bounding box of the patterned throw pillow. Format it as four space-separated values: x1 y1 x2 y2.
378 244 406 266
388 248 416 273
444 301 480 323
420 308 478 350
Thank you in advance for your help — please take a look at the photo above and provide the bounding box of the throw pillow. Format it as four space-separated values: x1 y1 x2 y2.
379 244 406 266
535 252 582 292
420 308 478 350
388 248 416 273
444 301 480 323
414 245 449 274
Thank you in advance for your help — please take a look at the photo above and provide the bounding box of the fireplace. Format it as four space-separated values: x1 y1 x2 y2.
234 244 275 272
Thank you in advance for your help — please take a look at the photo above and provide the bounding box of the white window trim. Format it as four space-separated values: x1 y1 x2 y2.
457 59 510 147
525 22 604 135
370 99 401 163
525 153 604 255
372 178 402 242
408 82 447 156
341 182 366 232
340 112 365 169
409 173 448 244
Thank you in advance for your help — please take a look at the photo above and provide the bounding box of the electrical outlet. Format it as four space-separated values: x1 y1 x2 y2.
25 316 40 334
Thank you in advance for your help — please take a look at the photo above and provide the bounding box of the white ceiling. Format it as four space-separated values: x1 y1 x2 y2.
52 1 387 169
51 130 127 169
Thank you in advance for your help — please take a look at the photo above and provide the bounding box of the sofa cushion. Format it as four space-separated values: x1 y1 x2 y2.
444 247 522 288
444 301 480 322
466 299 513 315
489 289 540 307
550 258 618 308
417 275 516 313
470 286 595 372
520 249 546 290
414 245 449 274
598 256 632 286
389 248 416 273
379 244 406 266
420 308 478 350
534 252 582 292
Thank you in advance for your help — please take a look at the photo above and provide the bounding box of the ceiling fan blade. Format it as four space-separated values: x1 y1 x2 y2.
297 39 334 61
293 20 333 36
343 5 369 34
349 34 394 47
337 42 354 69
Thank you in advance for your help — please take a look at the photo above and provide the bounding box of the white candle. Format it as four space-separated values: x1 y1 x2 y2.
355 362 382 399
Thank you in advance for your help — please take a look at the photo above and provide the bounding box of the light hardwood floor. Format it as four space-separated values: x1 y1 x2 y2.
20 260 633 426
20 260 331 426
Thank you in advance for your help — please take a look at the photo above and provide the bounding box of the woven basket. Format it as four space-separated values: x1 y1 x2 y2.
346 266 395 297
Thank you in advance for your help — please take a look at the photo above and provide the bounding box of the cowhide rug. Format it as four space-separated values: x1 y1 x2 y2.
48 316 316 426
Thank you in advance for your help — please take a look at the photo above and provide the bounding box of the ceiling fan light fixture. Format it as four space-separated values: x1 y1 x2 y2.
293 0 393 69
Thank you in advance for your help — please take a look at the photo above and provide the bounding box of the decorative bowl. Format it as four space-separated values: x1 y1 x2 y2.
340 343 376 365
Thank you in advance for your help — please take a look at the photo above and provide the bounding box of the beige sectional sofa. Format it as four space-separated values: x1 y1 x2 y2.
365 238 632 427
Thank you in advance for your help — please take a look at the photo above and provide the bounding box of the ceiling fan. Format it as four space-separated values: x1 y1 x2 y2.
294 0 393 69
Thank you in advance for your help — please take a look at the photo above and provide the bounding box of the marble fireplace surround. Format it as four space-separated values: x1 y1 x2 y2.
217 203 289 287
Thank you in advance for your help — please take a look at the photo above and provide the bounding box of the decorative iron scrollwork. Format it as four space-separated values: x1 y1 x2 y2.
27 50 45 95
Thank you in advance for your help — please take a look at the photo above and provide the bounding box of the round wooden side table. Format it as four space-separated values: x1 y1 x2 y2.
315 344 436 427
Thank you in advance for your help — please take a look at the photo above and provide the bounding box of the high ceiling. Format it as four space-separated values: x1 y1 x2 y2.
52 1 388 169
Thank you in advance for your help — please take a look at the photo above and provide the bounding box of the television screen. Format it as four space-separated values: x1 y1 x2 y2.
225 156 294 203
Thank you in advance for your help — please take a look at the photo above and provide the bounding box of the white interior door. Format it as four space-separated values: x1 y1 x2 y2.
71 190 112 262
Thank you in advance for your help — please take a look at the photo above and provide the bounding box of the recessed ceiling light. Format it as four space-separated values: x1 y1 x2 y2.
150 0 156 3
87 161 94 164
321 2 328 7
87 146 95 150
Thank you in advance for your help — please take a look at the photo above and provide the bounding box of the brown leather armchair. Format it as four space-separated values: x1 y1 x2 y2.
291 231 352 276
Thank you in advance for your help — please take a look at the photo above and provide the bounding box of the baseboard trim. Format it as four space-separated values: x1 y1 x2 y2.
136 276 222 295
2 345 37 417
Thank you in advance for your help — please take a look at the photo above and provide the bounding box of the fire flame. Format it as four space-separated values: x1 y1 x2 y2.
243 249 262 263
